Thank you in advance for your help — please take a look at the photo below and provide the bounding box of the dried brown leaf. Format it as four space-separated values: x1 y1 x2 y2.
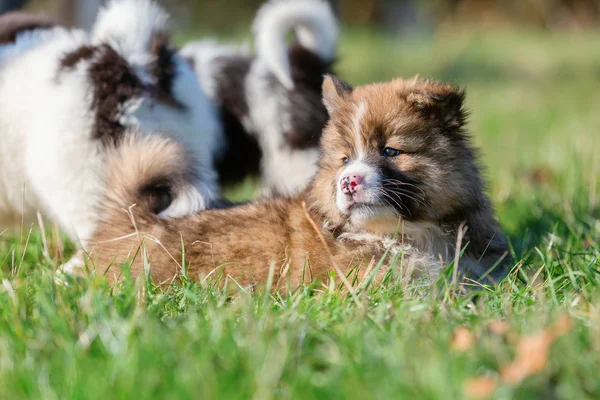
463 376 498 399
452 327 474 351
488 320 509 335
500 314 573 384
501 331 552 384
549 314 574 338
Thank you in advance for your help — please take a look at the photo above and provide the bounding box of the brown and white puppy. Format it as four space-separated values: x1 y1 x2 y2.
87 76 510 288
181 0 337 195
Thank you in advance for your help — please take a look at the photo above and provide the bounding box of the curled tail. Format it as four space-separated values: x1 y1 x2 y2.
253 0 338 89
104 133 209 219
0 11 55 44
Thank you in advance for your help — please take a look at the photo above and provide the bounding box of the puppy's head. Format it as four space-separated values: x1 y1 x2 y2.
310 76 485 234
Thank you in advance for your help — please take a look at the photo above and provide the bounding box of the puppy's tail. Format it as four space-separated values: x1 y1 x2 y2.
0 11 55 44
253 0 338 90
91 0 169 62
103 133 212 221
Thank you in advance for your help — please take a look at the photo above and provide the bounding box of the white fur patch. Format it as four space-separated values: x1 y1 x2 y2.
253 0 337 89
339 219 452 282
350 206 399 231
159 176 217 219
335 159 380 214
180 40 250 100
351 101 367 158
245 59 319 195
92 0 169 65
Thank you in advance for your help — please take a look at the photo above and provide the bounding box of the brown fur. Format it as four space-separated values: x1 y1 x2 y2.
0 11 54 44
59 45 97 69
87 77 510 288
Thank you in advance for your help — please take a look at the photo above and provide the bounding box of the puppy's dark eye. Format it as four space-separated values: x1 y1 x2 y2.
342 156 350 165
383 147 403 158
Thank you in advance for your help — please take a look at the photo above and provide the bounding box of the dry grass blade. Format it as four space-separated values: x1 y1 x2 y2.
452 222 468 285
36 211 49 260
301 201 363 309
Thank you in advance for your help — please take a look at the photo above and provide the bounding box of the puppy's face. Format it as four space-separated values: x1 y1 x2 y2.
311 76 483 233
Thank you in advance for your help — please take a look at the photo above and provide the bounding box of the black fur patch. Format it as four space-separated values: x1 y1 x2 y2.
88 45 144 145
207 44 334 185
61 40 188 144
215 55 252 118
139 181 173 215
216 108 262 185
150 32 185 110
412 86 468 137
282 44 334 149
326 73 353 97
212 55 263 184
60 45 97 69
440 207 511 282
378 161 424 220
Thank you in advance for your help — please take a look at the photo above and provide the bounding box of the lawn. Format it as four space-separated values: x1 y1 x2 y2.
1 29 599 399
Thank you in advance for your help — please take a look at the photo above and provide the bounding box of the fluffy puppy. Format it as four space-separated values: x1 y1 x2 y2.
181 0 337 194
87 76 510 288
0 0 222 248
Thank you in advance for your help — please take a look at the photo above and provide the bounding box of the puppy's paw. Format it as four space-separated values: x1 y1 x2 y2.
55 251 88 285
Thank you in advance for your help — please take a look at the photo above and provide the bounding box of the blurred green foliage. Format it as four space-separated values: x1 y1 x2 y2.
25 0 600 33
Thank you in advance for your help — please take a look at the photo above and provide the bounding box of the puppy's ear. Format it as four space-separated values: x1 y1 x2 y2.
322 75 353 115
407 81 467 133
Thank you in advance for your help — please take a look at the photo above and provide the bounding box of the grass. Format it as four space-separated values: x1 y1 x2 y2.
1 28 600 399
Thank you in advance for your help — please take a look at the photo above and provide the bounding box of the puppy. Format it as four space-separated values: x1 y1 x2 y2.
181 0 337 194
0 0 222 248
87 76 510 288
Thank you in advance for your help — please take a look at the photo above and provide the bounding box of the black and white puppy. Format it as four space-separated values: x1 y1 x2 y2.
0 0 222 250
181 0 338 195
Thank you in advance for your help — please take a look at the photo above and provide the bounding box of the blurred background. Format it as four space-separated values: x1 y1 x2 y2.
3 0 600 32
1 0 599 245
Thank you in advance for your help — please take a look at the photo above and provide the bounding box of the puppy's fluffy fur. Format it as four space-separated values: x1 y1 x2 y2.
0 0 222 246
181 0 337 194
88 76 510 287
